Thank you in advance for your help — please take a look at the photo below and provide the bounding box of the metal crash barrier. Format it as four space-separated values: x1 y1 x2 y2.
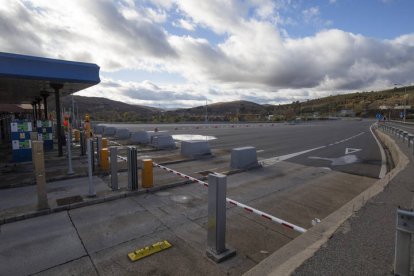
394 208 414 275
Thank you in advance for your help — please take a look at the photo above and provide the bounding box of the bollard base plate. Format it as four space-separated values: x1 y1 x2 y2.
206 246 236 263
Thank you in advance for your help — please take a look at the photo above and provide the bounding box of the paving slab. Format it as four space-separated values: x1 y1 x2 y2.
68 197 166 254
33 256 98 276
0 212 85 275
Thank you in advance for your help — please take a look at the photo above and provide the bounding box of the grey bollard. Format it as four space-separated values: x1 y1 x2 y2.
32 140 49 210
67 131 74 175
230 146 259 170
206 173 236 263
87 138 96 197
96 135 102 167
80 131 86 156
110 147 118 191
127 147 138 191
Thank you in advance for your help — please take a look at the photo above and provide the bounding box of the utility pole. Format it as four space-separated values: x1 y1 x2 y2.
205 99 208 123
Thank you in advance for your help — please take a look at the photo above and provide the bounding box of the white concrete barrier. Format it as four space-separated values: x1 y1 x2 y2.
103 127 116 136
94 125 105 134
115 128 130 139
181 140 211 158
230 146 259 169
130 131 150 144
151 135 175 149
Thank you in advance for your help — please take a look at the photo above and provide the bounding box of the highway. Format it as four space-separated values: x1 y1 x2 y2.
105 119 384 179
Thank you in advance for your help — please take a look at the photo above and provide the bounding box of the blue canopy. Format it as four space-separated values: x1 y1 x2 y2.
0 52 100 104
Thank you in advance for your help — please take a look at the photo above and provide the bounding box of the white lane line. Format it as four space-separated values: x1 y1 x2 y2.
256 149 265 153
260 146 326 166
370 123 387 179
260 131 365 167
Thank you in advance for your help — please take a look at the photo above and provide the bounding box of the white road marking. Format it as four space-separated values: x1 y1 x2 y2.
256 149 265 153
260 131 365 167
345 148 362 155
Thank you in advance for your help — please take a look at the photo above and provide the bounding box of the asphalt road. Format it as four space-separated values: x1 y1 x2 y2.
104 119 383 179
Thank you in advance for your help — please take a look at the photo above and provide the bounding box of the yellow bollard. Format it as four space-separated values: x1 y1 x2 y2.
100 148 109 172
74 130 80 142
102 138 108 148
142 159 153 188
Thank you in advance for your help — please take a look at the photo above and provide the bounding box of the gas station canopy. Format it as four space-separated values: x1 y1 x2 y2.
0 52 100 104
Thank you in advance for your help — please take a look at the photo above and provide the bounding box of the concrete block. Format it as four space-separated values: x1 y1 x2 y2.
130 131 150 144
147 130 169 144
151 135 175 149
115 128 130 140
230 146 258 169
95 125 105 135
181 140 211 158
103 127 116 136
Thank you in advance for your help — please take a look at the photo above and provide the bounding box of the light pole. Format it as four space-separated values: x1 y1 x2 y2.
395 84 408 122
205 99 208 123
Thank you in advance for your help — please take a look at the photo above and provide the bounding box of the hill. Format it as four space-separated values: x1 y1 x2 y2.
59 96 158 122
53 85 414 123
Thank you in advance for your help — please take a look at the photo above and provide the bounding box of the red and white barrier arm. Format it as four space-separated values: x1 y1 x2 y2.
153 163 209 187
153 162 307 233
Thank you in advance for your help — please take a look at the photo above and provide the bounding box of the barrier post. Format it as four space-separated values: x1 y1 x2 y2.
394 208 414 275
87 138 96 197
110 147 118 190
67 131 74 175
142 159 153 188
32 140 49 210
127 147 138 191
100 148 109 172
206 173 236 263
80 131 86 156
96 135 102 167
102 138 108 148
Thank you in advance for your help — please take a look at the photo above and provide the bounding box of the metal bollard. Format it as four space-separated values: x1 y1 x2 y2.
142 159 153 188
100 148 109 172
32 140 49 210
87 138 96 197
102 138 108 148
67 131 74 175
206 173 236 263
96 135 102 167
394 208 414 276
110 147 118 191
127 147 138 191
80 131 86 156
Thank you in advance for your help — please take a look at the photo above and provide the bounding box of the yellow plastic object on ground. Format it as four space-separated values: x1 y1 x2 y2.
142 159 153 188
128 240 172 262
100 148 109 172
102 138 108 148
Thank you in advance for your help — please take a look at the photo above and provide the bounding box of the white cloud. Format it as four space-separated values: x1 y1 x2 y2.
173 18 195 31
0 0 413 108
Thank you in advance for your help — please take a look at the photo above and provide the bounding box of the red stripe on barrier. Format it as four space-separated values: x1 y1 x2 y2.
229 201 237 206
204 183 209 187
244 207 253 212
282 223 294 229
261 214 272 220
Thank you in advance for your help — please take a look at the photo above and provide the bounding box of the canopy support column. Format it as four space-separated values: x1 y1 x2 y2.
51 83 64 157
41 91 49 120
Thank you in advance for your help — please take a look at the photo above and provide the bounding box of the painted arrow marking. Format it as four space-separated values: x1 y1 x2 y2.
345 148 362 155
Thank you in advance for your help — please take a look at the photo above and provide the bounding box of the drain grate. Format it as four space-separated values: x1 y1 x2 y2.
56 195 83 206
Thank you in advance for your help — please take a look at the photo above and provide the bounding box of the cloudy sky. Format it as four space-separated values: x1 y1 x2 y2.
1 0 413 108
